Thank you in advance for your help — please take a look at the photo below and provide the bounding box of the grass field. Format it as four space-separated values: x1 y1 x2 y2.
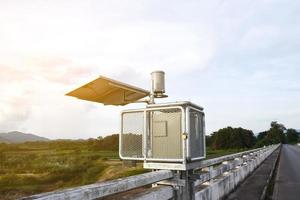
205 147 250 159
0 141 248 200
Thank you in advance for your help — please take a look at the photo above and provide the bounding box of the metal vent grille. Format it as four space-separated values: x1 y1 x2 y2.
121 112 144 158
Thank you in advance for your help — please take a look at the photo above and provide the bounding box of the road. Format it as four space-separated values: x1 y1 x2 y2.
273 144 300 200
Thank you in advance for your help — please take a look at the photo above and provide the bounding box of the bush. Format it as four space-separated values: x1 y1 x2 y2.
210 127 256 150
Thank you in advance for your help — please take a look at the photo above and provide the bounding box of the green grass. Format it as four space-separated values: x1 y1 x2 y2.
0 142 246 200
206 147 249 159
0 143 119 200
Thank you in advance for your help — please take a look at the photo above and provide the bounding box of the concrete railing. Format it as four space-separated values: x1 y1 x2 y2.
21 144 280 200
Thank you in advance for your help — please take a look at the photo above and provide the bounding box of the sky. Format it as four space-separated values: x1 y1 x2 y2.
0 0 299 139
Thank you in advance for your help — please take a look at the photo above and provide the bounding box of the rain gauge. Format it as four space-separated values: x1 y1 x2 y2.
67 71 206 170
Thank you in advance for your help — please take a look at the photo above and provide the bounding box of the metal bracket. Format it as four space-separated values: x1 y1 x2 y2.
157 178 186 187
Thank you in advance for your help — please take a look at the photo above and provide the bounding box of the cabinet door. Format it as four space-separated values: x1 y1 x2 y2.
189 109 205 159
150 108 182 159
121 111 144 159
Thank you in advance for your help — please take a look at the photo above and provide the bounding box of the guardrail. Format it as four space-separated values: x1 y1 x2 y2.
21 144 280 200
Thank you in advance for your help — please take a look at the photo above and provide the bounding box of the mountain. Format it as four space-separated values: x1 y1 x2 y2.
0 136 11 143
0 131 49 143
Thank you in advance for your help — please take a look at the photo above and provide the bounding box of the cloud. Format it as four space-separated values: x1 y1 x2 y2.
0 58 95 134
25 57 93 84
0 96 31 132
0 0 299 137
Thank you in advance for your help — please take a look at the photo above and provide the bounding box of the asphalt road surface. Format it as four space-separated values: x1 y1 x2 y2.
273 145 300 200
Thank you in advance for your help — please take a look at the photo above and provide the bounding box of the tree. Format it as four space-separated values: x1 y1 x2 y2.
286 129 299 144
255 121 286 147
205 135 213 147
257 131 267 141
211 127 256 150
91 134 119 151
267 121 286 144
270 121 286 131
97 136 103 140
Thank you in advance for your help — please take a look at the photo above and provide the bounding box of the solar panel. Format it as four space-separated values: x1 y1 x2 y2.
66 76 150 106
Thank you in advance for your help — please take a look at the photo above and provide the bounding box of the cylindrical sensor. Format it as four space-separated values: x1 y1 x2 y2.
151 71 167 98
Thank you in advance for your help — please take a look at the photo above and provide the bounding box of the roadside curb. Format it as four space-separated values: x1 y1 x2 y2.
226 145 281 200
260 145 281 200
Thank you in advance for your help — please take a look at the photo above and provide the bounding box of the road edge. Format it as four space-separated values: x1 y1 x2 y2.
261 144 281 200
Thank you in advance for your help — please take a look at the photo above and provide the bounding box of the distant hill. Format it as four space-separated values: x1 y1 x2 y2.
0 131 49 143
0 136 11 143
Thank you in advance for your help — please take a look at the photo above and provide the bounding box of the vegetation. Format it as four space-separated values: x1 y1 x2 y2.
207 121 299 150
0 134 245 200
286 129 299 144
255 121 299 147
208 127 256 150
0 136 145 200
0 121 298 199
206 148 249 159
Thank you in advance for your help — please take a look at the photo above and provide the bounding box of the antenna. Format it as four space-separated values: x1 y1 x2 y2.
66 71 168 105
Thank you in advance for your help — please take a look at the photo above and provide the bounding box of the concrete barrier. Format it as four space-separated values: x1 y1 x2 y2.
195 145 279 200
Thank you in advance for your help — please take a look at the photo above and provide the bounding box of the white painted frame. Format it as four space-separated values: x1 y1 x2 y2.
119 106 186 163
186 106 206 161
